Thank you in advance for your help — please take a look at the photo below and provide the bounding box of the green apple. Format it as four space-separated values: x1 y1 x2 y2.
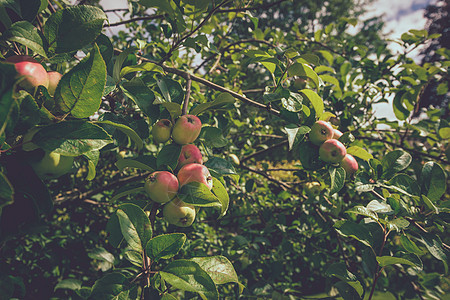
6 55 49 92
177 144 203 170
172 115 202 145
30 151 74 179
177 163 213 190
340 154 358 177
47 71 62 95
22 127 40 151
163 197 196 227
304 181 322 198
151 119 173 144
309 121 334 146
319 139 347 163
144 171 179 204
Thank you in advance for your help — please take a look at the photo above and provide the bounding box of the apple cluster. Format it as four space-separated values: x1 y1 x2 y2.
5 55 62 95
145 115 213 227
309 120 359 176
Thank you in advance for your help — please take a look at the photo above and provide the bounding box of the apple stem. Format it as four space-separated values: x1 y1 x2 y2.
182 74 192 115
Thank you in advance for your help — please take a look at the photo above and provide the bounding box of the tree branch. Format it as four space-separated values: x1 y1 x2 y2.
106 15 165 27
182 74 192 115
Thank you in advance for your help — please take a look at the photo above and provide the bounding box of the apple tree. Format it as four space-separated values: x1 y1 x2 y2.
0 0 448 299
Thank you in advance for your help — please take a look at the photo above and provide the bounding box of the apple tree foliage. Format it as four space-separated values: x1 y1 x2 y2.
0 0 449 299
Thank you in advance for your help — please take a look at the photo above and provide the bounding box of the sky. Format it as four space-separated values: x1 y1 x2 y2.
99 0 436 121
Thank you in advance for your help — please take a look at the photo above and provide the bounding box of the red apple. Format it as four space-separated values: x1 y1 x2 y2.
332 129 343 140
340 154 358 177
172 115 202 145
177 163 213 190
6 55 49 91
152 119 173 144
47 71 62 95
319 139 347 163
144 171 179 204
309 120 334 146
163 197 196 227
177 144 203 170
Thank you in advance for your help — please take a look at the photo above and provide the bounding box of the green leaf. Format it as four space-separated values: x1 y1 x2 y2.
281 92 303 112
178 182 221 207
160 259 219 300
32 120 112 156
120 77 160 123
211 178 229 217
366 200 393 214
393 90 410 121
204 157 237 176
113 48 135 83
110 187 145 203
0 172 14 212
190 92 235 116
119 62 164 78
329 166 346 195
54 279 82 291
387 218 409 231
155 77 185 104
116 203 152 252
191 256 244 293
54 44 107 118
83 149 99 181
334 220 373 247
346 146 373 161
325 263 363 297
106 213 122 248
2 21 47 58
115 155 156 172
43 5 107 54
419 233 448 274
96 33 114 64
436 82 448 95
88 273 127 300
389 174 420 196
201 127 228 148
157 144 182 170
146 233 186 262
161 102 182 121
420 162 446 201
299 89 324 118
88 247 115 271
400 234 424 255
96 120 143 151
377 256 420 268
381 150 412 179
346 206 378 221
298 141 325 171
288 62 320 88
285 125 309 150
0 63 18 136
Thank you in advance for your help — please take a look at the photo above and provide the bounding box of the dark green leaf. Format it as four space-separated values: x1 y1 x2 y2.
116 203 152 252
420 162 446 201
381 150 412 179
157 143 182 170
88 273 127 300
334 220 373 247
298 141 325 171
116 155 156 172
0 63 18 136
346 206 378 221
146 233 186 262
419 233 448 273
285 125 309 150
329 166 345 195
121 78 160 123
0 172 14 212
204 157 237 176
325 263 363 297
376 256 420 268
54 279 82 291
155 77 184 104
54 44 106 118
190 93 235 116
44 5 107 54
400 235 424 255
201 127 228 148
211 178 229 217
88 247 115 271
178 182 221 207
160 259 218 300
96 120 143 151
2 21 47 57
32 120 112 156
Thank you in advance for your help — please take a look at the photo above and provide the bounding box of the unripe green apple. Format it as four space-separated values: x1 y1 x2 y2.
144 171 179 204
309 121 334 146
177 144 203 170
163 197 196 227
340 154 358 177
304 181 322 198
6 55 49 91
319 139 347 163
177 163 213 190
172 115 202 145
152 119 173 144
47 71 62 95
22 127 40 151
31 151 74 179
332 129 343 139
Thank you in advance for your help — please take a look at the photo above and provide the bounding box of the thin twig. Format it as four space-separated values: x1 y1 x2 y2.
240 140 288 163
182 74 192 115
106 15 165 27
